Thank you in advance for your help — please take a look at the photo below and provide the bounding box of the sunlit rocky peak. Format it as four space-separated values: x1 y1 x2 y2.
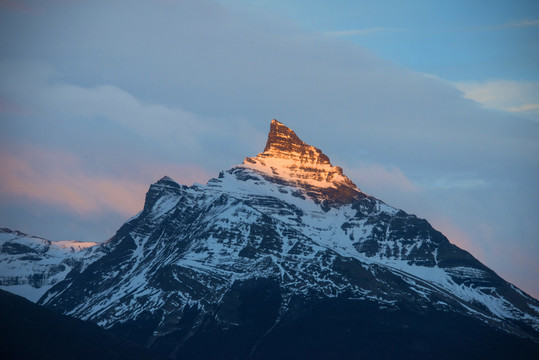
241 119 358 194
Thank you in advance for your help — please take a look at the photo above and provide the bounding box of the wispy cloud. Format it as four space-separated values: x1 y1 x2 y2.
505 103 539 112
496 19 539 29
0 148 144 215
453 80 539 120
326 27 409 36
348 164 418 194
40 83 212 149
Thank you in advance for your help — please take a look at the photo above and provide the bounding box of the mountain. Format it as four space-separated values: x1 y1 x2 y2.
0 289 165 359
5 119 539 358
0 228 103 302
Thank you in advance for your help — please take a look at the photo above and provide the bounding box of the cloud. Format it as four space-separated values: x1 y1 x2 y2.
0 148 144 215
347 164 418 195
0 63 211 152
497 19 539 29
453 80 539 120
0 60 265 172
40 83 212 150
326 28 409 36
0 146 211 216
504 103 539 112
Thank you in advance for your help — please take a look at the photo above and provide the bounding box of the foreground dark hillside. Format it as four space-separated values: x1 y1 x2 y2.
0 290 164 360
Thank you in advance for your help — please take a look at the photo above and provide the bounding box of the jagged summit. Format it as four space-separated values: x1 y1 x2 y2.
262 119 326 160
239 119 360 205
259 119 332 167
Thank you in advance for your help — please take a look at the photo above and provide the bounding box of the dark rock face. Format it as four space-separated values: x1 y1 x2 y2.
2 242 38 255
15 119 539 358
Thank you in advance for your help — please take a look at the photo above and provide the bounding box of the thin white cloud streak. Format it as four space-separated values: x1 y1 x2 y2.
454 80 539 120
505 103 539 112
497 19 539 29
326 27 409 36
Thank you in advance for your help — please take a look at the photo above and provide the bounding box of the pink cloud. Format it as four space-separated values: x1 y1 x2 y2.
0 97 30 115
0 0 40 13
428 217 486 262
0 146 211 216
347 164 419 194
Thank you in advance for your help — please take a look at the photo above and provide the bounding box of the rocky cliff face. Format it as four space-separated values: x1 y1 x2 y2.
6 120 539 358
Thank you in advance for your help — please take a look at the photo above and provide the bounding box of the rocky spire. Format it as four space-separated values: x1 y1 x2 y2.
262 119 331 165
264 119 301 152
240 119 361 205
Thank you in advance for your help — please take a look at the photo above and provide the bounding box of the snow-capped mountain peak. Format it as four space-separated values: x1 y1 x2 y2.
239 119 361 206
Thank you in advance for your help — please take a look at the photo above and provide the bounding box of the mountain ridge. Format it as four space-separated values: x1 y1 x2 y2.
0 227 101 302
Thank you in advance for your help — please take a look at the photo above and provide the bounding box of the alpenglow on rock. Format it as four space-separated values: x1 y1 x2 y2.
242 119 360 208
25 119 539 358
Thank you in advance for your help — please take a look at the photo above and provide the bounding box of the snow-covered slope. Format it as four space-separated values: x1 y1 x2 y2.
0 228 102 301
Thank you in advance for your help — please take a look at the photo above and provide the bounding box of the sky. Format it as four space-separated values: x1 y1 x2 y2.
0 0 538 298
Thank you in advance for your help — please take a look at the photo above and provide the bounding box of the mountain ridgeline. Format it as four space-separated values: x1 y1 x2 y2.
2 119 538 359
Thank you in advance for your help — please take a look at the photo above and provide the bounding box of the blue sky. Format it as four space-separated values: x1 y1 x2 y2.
0 0 538 298
231 0 539 81
230 0 539 120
